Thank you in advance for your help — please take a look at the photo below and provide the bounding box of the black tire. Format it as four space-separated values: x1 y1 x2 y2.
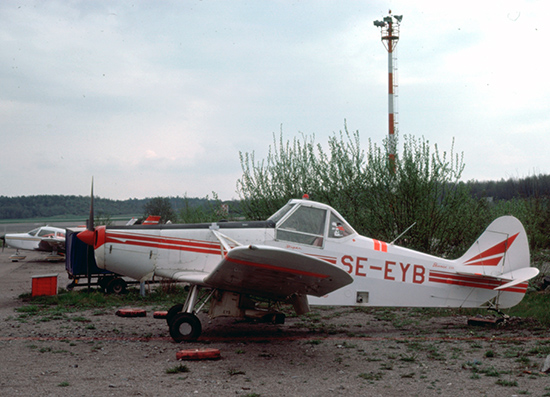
106 278 127 294
274 313 286 324
169 313 202 342
166 303 183 326
98 277 111 291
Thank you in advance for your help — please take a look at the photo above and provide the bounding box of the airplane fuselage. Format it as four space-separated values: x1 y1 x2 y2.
92 200 528 310
4 226 65 252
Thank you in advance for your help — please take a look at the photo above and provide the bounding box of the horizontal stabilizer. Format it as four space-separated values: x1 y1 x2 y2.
455 266 539 291
494 267 539 290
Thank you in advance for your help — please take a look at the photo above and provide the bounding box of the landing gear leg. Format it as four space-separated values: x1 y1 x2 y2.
488 306 509 323
167 285 203 342
10 250 26 262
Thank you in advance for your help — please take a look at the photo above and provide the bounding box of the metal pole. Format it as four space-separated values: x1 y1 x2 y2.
374 12 402 171
387 19 396 167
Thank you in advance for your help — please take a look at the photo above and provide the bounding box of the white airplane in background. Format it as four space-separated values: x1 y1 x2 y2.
2 226 66 262
78 185 539 342
1 215 158 263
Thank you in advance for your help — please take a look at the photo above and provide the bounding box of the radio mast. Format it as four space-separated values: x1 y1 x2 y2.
374 10 402 169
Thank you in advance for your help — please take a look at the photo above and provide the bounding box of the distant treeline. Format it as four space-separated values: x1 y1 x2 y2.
467 174 550 200
0 195 229 220
1 174 550 220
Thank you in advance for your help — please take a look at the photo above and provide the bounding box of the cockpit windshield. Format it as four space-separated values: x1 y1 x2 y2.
38 228 54 237
271 200 356 246
275 204 327 246
28 228 39 236
268 203 296 224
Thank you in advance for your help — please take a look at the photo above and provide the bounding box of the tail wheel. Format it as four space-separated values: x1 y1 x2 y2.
166 303 184 326
169 313 202 342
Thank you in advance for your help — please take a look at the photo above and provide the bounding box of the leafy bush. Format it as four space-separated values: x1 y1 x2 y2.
237 126 488 257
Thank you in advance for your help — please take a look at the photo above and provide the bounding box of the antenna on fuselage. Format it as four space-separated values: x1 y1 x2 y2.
390 222 416 245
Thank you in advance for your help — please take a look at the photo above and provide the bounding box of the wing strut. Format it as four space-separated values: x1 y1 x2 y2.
210 228 242 257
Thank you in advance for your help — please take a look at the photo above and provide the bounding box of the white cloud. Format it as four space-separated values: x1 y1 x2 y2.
0 0 549 200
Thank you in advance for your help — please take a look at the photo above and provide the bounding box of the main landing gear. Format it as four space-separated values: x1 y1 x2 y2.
169 312 202 342
165 285 289 342
166 285 207 342
10 249 26 262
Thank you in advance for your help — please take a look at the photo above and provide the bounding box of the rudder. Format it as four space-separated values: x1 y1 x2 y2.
456 216 530 278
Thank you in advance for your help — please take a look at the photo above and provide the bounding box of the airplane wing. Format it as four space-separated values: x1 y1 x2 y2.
38 237 65 252
203 245 353 300
156 270 210 285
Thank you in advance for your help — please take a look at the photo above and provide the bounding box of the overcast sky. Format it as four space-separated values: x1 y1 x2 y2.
1 0 548 200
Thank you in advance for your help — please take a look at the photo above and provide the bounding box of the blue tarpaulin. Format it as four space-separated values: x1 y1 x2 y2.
65 229 112 277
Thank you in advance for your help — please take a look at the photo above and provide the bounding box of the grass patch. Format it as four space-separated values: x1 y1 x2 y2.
505 292 550 326
480 366 500 377
364 294 550 327
380 362 393 370
15 286 189 321
485 350 496 358
166 364 190 374
495 379 518 387
359 372 383 382
70 316 91 323
528 344 550 357
399 353 417 362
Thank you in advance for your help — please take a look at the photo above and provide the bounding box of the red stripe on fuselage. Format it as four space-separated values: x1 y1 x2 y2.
105 231 339 265
105 232 223 255
429 270 527 293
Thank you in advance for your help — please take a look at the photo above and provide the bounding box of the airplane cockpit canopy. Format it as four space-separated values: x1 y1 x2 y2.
28 227 65 238
268 200 355 247
27 228 40 236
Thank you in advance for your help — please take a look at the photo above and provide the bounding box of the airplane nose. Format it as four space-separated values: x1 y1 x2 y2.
77 226 106 249
77 229 95 246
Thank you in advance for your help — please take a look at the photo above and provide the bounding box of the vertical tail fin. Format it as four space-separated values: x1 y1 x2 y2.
420 216 539 309
457 216 530 277
143 215 161 225
451 216 538 308
455 216 538 294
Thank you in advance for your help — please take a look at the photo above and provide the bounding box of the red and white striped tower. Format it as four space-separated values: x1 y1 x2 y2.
374 11 402 169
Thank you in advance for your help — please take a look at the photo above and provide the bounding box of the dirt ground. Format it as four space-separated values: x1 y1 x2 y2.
0 248 549 397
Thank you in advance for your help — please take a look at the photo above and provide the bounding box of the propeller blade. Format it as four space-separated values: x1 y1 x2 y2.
87 177 94 231
78 177 96 246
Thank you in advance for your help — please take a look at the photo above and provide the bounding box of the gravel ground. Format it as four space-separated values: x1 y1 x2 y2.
0 248 549 397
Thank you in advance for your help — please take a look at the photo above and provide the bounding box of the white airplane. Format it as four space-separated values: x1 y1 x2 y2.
77 189 539 342
2 226 66 261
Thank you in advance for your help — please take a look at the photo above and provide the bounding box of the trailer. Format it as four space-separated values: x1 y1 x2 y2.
65 228 130 294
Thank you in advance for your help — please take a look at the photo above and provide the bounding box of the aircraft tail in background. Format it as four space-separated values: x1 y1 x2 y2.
447 216 539 306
